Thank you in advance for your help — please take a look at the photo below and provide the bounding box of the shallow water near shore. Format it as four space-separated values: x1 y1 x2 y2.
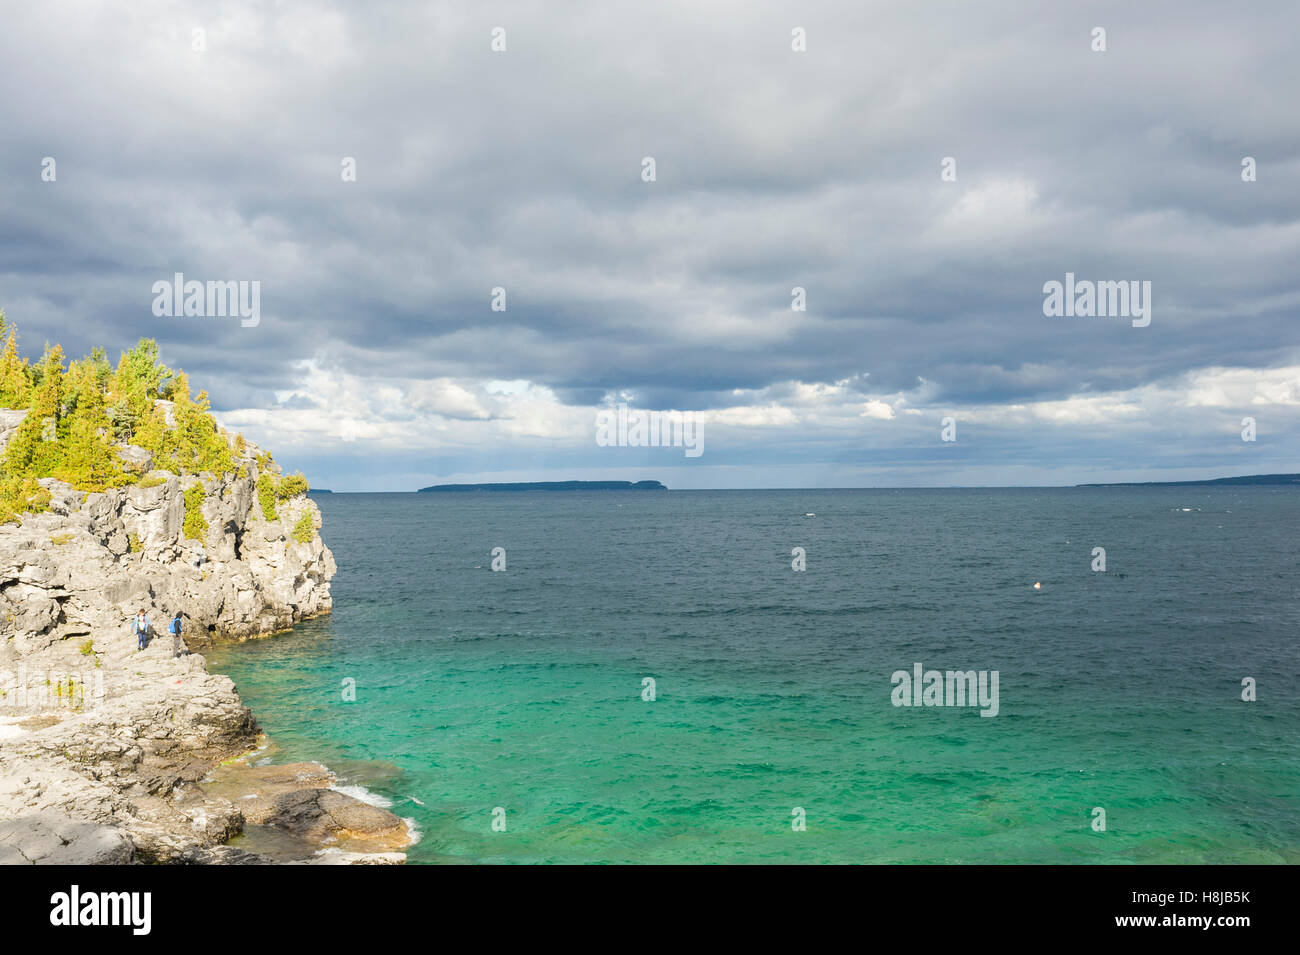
205 488 1300 864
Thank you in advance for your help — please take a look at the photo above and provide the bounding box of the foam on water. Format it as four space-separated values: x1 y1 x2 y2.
331 783 393 809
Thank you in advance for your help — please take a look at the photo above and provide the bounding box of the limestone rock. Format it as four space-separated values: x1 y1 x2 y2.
1 435 334 649
118 445 153 473
0 408 27 451
0 430 391 865
0 812 134 864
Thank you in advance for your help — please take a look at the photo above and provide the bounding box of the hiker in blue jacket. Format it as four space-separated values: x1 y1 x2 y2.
131 610 152 651
168 612 185 658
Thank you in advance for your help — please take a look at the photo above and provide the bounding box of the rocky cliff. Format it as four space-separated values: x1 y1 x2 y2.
0 420 410 864
2 428 335 655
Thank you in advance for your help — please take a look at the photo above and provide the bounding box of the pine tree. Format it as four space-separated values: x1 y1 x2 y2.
0 326 247 520
0 323 32 408
107 339 172 442
55 357 127 490
4 344 65 476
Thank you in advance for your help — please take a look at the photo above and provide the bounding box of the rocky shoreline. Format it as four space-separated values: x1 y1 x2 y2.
0 424 413 864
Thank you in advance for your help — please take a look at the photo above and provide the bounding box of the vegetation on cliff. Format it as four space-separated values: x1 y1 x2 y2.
182 484 209 540
0 311 310 523
292 510 315 543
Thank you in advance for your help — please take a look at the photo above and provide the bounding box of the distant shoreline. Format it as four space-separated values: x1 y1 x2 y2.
1076 473 1300 487
417 480 667 492
308 475 1300 494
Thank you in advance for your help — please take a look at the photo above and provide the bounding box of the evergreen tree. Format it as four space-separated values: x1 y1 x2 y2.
55 356 128 490
0 326 247 520
4 344 65 476
0 321 32 408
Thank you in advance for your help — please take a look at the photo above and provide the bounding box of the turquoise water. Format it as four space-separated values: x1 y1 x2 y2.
206 488 1300 864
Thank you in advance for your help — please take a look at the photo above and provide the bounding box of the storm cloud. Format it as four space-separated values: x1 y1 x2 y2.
1 0 1297 488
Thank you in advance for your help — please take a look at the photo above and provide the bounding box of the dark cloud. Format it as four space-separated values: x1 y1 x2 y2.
1 1 1297 488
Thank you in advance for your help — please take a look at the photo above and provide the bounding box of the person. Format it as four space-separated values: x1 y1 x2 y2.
131 610 152 651
168 612 185 658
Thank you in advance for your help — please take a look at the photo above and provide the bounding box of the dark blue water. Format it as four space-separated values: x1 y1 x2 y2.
207 488 1300 863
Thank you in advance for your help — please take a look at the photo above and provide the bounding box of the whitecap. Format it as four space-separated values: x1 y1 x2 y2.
331 783 395 809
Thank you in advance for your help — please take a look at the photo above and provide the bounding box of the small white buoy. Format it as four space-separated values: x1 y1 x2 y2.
1033 581 1042 590
805 512 815 517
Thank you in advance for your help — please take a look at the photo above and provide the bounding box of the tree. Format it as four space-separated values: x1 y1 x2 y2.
4 344 65 476
0 322 32 408
54 356 128 490
107 339 172 442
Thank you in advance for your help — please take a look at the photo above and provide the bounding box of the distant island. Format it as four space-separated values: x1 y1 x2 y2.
1078 473 1300 487
418 480 668 492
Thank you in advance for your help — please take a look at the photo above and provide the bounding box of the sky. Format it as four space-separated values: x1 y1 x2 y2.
1 0 1297 490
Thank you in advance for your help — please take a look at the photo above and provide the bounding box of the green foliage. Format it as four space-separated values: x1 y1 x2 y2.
256 474 278 521
0 324 248 520
4 344 65 477
53 356 132 491
107 339 172 443
182 483 208 540
0 314 32 408
292 509 314 543
79 639 95 656
277 472 310 499
49 533 72 545
0 474 50 524
2 342 131 493
128 533 143 553
128 373 234 477
138 474 167 489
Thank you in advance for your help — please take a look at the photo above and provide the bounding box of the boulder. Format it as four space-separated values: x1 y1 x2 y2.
0 408 28 451
118 444 153 472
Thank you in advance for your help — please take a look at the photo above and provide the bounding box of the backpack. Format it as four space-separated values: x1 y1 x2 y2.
170 617 182 635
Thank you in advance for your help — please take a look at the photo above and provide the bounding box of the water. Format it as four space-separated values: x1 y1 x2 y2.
206 488 1300 864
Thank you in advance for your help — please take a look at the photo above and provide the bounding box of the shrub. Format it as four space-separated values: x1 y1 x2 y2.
138 474 167 489
292 509 315 543
256 474 278 521
49 533 73 545
0 474 50 525
277 472 310 499
79 639 95 656
128 532 143 553
182 484 208 540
